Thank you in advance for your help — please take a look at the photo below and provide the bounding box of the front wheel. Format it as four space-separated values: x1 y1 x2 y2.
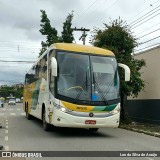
89 128 99 132
42 109 50 131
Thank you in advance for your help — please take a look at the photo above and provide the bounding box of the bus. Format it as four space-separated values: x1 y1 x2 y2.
23 43 130 132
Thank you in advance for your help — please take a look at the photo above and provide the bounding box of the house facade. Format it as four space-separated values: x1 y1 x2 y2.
128 45 160 124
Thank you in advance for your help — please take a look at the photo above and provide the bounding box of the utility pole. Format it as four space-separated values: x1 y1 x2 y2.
72 27 90 45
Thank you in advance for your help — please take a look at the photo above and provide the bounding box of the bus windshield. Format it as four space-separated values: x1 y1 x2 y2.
56 51 119 103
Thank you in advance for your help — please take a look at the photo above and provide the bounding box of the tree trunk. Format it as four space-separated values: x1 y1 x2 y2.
120 93 131 124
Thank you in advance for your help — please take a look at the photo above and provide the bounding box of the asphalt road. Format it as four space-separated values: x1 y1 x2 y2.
0 103 160 160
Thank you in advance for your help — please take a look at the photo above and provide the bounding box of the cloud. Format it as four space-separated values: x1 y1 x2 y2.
0 0 83 44
0 67 25 84
0 0 159 85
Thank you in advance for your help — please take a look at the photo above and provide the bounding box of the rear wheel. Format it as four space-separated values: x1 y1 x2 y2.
89 128 99 132
42 109 50 131
26 106 32 120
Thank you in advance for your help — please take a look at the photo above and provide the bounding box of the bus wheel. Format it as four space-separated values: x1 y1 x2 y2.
26 107 32 120
89 128 99 132
42 109 50 131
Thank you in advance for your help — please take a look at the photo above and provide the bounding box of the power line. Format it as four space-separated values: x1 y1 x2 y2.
126 0 156 23
75 0 98 20
0 46 39 52
0 65 28 67
84 0 119 26
0 60 35 63
75 0 108 23
0 79 24 84
134 43 160 53
131 12 160 30
0 40 41 46
0 43 39 48
0 41 41 54
138 27 160 39
126 2 160 31
139 35 160 45
0 56 36 60
136 21 160 36
0 45 40 51
129 3 160 26
74 0 118 28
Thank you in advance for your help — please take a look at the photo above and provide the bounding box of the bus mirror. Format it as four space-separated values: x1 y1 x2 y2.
118 63 130 81
51 57 57 77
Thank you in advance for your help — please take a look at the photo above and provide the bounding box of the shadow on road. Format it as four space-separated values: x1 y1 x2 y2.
28 116 116 138
50 126 114 138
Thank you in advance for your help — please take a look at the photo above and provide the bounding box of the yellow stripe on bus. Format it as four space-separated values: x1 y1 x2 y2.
61 101 94 112
51 43 114 56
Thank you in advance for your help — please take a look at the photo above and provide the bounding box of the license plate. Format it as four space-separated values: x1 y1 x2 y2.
85 120 96 124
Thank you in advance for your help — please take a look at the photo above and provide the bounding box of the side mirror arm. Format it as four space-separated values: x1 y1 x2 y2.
51 57 57 77
118 63 130 81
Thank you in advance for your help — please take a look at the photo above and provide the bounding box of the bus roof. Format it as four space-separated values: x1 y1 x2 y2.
50 43 115 56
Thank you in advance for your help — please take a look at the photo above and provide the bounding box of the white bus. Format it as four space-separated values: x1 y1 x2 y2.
23 43 130 132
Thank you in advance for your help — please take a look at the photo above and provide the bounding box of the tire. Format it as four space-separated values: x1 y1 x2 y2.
42 109 50 131
89 128 99 132
26 107 32 120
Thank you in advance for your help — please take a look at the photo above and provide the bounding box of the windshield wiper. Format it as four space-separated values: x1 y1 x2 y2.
92 73 109 106
93 69 117 106
102 69 118 98
75 72 89 101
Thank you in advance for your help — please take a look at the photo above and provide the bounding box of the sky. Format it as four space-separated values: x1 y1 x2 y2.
0 0 160 85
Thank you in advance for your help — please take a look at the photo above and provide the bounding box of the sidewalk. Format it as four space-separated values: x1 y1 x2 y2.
120 122 160 138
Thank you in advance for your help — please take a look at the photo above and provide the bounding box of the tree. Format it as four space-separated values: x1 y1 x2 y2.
14 87 23 98
61 11 74 43
39 10 58 56
91 18 146 124
0 85 23 98
39 10 74 56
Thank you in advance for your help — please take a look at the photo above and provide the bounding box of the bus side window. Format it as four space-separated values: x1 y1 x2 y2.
39 55 47 80
26 67 36 84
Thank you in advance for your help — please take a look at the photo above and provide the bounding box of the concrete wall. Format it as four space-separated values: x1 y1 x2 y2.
128 46 160 124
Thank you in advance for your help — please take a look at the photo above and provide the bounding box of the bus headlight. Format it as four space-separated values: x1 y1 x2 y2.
53 102 72 113
110 105 120 115
61 107 66 112
60 106 72 113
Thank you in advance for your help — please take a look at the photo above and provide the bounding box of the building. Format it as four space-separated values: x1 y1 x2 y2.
128 45 160 124
12 83 24 88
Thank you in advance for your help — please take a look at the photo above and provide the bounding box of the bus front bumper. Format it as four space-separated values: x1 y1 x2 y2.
53 109 120 128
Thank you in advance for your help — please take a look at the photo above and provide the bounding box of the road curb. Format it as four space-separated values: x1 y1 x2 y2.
120 126 160 138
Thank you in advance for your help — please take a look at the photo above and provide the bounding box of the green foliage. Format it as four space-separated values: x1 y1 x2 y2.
14 87 23 98
39 10 74 56
91 18 146 98
0 85 23 98
61 11 74 43
39 10 58 56
91 18 146 123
